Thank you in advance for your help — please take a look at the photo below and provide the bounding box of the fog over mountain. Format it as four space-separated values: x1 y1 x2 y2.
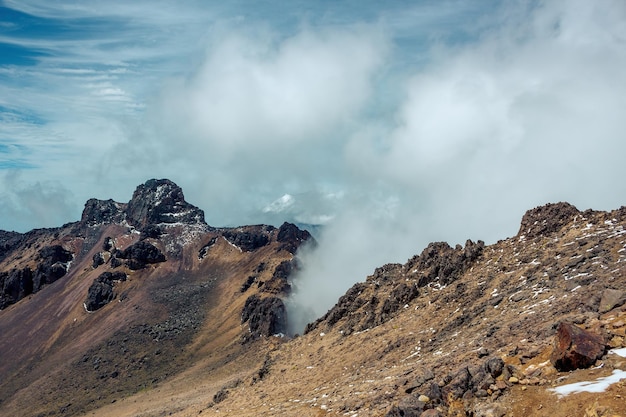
1 1 625 322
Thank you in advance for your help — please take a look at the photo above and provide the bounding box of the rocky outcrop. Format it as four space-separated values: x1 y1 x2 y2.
0 231 23 263
114 241 166 270
84 271 127 312
81 199 126 227
404 239 484 287
241 294 287 342
33 245 74 289
550 321 606 371
306 240 482 335
260 260 296 295
223 227 272 252
276 222 313 253
0 245 73 309
517 202 581 239
198 237 218 259
388 357 510 416
126 179 205 229
0 268 33 309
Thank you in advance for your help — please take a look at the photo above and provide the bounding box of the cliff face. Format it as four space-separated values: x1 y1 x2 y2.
0 189 625 417
0 179 312 417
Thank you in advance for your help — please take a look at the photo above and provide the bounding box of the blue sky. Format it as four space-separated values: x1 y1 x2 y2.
2 0 626 321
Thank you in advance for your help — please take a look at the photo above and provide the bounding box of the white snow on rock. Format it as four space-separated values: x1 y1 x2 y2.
550 348 626 397
610 347 626 358
550 370 626 397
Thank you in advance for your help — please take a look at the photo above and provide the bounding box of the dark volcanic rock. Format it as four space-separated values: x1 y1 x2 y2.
0 230 23 263
261 260 296 295
84 272 127 312
550 321 606 371
0 245 73 309
126 179 205 228
241 294 287 342
484 357 505 379
0 268 33 309
404 240 484 287
81 198 126 227
85 278 115 312
38 245 73 265
517 202 581 239
385 395 426 417
240 275 256 293
276 222 313 253
305 283 367 334
140 224 163 240
223 227 272 252
380 283 420 323
443 366 472 400
198 237 218 259
92 252 106 268
117 241 166 270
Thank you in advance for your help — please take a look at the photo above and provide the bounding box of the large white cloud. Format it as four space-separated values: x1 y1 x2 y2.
288 0 626 330
152 26 387 152
2 1 625 331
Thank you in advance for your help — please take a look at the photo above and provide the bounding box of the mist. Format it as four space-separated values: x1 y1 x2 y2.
2 1 625 331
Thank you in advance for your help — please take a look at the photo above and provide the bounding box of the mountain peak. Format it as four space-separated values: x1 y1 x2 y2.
79 179 206 230
126 179 206 229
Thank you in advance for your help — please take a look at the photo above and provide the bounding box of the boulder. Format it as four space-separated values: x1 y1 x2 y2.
550 321 605 371
443 367 472 400
484 357 505 379
0 268 33 308
599 289 626 313
84 271 127 312
385 395 426 417
116 241 166 270
92 252 106 268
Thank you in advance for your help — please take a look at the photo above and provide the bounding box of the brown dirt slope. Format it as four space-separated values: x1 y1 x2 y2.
0 182 308 417
87 203 626 417
2 198 626 417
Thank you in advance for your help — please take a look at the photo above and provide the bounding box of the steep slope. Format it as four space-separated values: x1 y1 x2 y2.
80 202 626 417
0 179 312 417
2 186 625 417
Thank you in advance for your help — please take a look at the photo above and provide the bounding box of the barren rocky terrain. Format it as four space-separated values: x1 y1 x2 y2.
1 179 625 416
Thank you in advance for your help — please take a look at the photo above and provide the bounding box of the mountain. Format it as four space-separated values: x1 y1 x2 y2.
0 180 625 417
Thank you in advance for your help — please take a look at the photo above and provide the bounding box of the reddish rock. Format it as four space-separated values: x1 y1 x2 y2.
550 322 605 371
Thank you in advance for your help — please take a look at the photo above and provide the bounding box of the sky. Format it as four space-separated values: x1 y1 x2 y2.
1 0 626 328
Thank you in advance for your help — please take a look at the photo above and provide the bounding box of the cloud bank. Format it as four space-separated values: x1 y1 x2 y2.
1 1 625 330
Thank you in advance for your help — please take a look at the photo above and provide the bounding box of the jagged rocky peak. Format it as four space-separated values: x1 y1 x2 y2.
81 198 126 227
125 179 206 229
517 202 581 239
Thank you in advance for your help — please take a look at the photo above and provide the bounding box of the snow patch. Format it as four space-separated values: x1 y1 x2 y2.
610 347 626 358
550 370 626 397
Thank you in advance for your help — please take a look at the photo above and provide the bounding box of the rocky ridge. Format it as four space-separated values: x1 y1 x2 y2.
199 202 626 417
0 179 313 417
1 187 625 417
